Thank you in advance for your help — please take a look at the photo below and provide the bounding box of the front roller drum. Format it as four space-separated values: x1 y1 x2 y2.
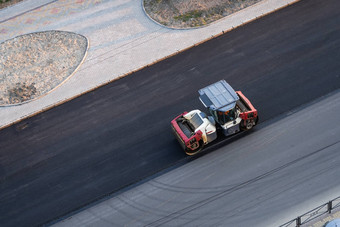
185 141 204 156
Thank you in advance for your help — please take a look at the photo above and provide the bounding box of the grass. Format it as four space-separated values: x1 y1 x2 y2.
174 10 203 22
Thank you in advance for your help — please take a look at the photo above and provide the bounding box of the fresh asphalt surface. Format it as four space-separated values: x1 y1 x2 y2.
0 0 340 226
54 91 340 227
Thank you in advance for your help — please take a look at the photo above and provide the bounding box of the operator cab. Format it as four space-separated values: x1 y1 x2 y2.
198 80 241 136
209 107 237 125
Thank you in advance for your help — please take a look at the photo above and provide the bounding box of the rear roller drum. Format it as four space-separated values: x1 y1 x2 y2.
241 119 255 131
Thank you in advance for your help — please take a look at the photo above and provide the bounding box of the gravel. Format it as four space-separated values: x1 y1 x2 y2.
143 0 263 28
0 30 88 106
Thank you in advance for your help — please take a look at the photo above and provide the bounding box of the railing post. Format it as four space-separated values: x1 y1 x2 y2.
328 201 333 214
296 216 301 227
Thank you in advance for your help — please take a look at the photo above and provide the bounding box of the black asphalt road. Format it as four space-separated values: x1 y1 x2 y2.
1 0 340 226
53 91 340 227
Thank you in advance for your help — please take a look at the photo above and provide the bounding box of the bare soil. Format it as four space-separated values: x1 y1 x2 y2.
0 0 24 10
0 31 88 105
143 0 262 28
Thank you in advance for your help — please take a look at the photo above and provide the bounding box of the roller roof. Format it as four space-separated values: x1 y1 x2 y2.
198 80 239 112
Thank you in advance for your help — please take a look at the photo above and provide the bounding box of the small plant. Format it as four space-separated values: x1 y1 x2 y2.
174 10 203 22
7 82 37 104
145 0 162 6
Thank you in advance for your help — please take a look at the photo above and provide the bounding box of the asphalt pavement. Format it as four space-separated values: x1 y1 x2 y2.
0 0 340 226
0 0 297 128
54 90 340 227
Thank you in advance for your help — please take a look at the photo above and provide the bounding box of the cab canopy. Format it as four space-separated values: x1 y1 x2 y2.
198 80 239 112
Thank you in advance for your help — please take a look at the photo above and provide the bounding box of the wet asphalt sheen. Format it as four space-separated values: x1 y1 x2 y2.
0 0 340 226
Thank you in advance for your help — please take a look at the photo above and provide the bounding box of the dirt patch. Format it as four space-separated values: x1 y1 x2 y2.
0 0 24 10
7 82 37 103
0 31 88 106
143 0 263 28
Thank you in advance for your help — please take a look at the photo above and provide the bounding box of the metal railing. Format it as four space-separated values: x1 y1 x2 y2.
280 196 340 227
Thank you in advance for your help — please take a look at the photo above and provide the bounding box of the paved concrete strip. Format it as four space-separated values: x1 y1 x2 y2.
0 0 299 129
0 0 57 23
52 91 340 227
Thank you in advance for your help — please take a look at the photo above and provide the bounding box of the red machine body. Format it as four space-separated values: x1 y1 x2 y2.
171 80 258 155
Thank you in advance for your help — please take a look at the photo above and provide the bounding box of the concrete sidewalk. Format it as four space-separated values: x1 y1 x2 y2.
0 0 299 129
